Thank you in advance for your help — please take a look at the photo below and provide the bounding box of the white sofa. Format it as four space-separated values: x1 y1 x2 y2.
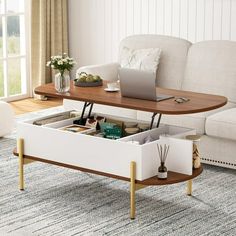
0 101 14 137
64 35 236 170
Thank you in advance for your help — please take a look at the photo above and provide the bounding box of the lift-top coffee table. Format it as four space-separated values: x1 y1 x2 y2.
34 81 227 128
14 81 227 219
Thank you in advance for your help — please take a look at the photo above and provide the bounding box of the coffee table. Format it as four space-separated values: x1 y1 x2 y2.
14 81 226 219
35 81 227 128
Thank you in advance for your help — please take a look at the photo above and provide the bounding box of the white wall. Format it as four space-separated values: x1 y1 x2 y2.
68 0 236 73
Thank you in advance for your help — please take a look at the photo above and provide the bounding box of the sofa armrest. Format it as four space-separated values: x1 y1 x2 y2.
76 62 120 82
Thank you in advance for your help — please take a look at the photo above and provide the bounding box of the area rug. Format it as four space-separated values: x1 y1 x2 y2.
0 108 235 236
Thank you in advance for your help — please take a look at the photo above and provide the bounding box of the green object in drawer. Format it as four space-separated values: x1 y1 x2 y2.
104 126 122 139
99 122 116 133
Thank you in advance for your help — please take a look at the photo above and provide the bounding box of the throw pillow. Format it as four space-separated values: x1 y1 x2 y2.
120 46 162 73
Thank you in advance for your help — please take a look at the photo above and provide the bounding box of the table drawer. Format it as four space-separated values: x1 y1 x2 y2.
17 111 195 181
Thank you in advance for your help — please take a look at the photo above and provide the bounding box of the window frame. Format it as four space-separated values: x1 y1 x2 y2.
0 0 30 102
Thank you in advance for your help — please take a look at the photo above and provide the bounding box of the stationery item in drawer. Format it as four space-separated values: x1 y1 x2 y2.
73 118 87 126
86 130 105 138
74 115 106 128
106 118 124 129
99 121 123 139
138 123 149 132
94 132 105 138
124 122 138 128
69 111 81 118
33 112 72 126
85 115 106 130
99 122 116 133
125 127 140 136
104 126 122 139
85 118 98 129
59 124 94 134
95 115 106 123
95 115 106 130
106 118 125 137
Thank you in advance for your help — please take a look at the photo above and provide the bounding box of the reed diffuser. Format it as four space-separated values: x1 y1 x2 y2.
157 144 170 179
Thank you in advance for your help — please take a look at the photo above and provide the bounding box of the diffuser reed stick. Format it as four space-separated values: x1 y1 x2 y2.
157 143 170 179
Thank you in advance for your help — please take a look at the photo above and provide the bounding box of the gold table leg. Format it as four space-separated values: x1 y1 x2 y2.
187 179 192 196
17 138 24 191
130 161 136 219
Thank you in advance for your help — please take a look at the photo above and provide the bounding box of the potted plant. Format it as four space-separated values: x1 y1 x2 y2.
46 53 76 93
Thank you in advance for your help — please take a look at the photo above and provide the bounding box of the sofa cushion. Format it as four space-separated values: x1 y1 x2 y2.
206 108 236 141
137 103 236 135
0 101 14 137
137 111 207 134
120 47 162 73
119 35 192 89
182 41 236 103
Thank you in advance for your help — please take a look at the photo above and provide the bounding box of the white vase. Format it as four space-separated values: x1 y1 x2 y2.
55 72 70 93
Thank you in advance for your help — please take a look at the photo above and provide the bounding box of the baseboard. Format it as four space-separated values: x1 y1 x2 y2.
201 157 236 169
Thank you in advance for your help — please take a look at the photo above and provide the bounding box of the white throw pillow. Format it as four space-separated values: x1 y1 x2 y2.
120 46 162 73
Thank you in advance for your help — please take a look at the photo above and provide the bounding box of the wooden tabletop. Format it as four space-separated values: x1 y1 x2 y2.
35 81 227 115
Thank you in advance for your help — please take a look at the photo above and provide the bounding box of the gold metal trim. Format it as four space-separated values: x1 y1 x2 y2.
17 138 24 191
130 161 136 219
23 158 36 165
187 179 192 196
135 183 147 191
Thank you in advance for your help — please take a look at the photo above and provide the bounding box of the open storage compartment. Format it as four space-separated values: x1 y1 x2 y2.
17 111 196 181
119 125 195 178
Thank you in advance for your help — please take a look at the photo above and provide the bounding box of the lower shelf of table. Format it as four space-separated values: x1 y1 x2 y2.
13 148 203 186
138 166 203 185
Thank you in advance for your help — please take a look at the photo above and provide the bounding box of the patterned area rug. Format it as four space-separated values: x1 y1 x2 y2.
0 108 235 236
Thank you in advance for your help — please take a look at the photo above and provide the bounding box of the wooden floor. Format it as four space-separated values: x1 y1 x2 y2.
9 97 63 115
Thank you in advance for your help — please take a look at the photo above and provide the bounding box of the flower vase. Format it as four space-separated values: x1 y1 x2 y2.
55 72 70 93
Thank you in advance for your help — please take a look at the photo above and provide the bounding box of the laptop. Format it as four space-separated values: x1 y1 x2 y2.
119 68 174 102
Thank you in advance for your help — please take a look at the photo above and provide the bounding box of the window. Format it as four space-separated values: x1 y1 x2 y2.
0 0 29 101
